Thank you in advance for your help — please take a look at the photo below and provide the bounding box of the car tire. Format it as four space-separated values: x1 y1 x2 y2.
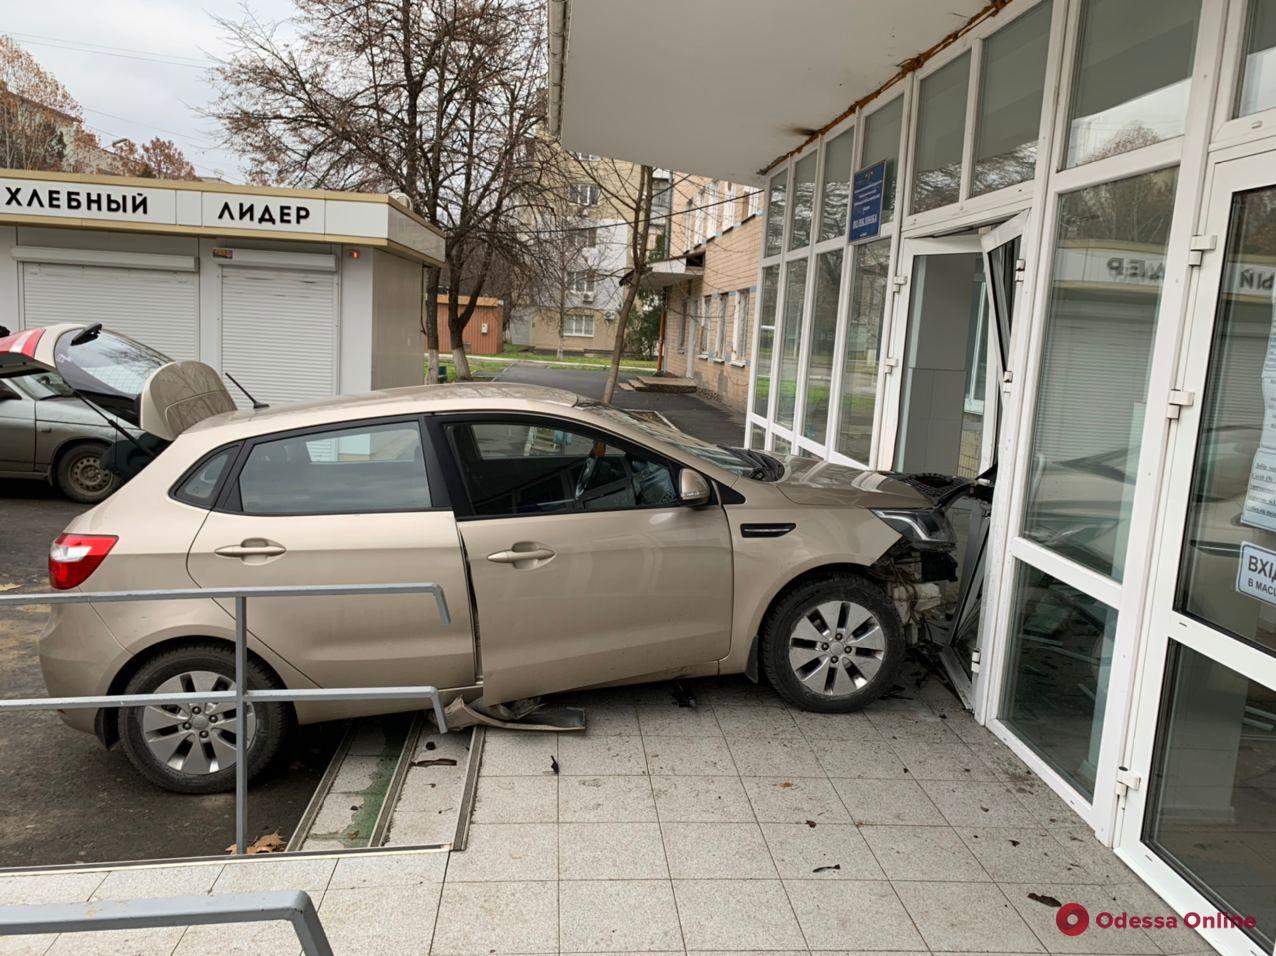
761 574 904 713
119 643 292 795
55 444 117 504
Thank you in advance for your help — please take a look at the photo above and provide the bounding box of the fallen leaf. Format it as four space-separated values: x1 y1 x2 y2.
1009 839 1020 847
410 757 458 768
805 820 816 828
779 781 794 789
0 583 18 593
226 831 286 855
1027 892 1062 908
550 756 560 775
812 864 841 873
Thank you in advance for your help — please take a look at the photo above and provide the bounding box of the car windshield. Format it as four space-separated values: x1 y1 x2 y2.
584 402 781 480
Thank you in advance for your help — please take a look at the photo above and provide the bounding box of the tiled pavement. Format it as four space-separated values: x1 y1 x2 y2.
0 669 1218 955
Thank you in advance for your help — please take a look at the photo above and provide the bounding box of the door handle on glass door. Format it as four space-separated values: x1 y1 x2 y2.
214 543 287 558
487 547 556 564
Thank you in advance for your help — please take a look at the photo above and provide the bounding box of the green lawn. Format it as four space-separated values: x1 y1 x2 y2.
497 345 657 370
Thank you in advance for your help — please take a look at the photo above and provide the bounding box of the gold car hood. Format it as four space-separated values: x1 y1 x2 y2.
770 456 932 510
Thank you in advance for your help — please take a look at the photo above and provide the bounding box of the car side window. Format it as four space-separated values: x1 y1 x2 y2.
173 446 237 507
447 420 678 517
238 421 431 515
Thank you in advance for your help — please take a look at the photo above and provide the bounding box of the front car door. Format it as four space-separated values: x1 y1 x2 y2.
0 379 35 474
186 416 475 701
435 413 734 703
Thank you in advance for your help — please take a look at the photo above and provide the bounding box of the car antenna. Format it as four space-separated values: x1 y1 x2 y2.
225 372 269 410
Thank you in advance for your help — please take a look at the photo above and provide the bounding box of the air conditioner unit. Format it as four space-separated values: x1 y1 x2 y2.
581 290 595 303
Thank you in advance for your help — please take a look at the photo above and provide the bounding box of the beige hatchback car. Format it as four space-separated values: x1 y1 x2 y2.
2 324 962 793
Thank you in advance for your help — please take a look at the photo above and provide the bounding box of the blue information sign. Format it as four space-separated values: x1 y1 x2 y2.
849 160 887 242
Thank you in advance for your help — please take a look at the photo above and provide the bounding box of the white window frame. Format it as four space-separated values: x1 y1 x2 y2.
563 311 595 337
569 182 599 207
569 270 595 294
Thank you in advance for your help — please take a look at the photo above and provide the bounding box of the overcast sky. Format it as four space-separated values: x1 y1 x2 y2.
6 0 298 181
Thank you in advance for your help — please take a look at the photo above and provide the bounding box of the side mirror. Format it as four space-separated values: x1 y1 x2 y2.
678 468 711 507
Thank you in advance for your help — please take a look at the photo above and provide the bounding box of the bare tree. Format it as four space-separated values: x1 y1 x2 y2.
210 0 545 382
112 137 199 180
0 35 100 172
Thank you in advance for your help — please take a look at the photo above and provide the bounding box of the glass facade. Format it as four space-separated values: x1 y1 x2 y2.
1001 564 1118 799
911 52 970 214
972 1 1051 195
819 128 854 242
836 240 890 463
1021 167 1179 580
776 258 807 429
752 266 780 417
788 152 818 251
764 171 787 257
1144 645 1276 950
861 97 903 224
1238 0 1276 117
802 249 843 443
1065 0 1200 167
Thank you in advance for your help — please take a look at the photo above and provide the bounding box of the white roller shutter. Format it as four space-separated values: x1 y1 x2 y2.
21 262 198 360
220 267 337 408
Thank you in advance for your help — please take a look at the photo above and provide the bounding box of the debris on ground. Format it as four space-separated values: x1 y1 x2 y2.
670 682 697 708
805 820 817 828
227 831 286 855
550 756 560 774
812 864 841 873
442 696 585 732
1027 892 1062 907
410 757 458 768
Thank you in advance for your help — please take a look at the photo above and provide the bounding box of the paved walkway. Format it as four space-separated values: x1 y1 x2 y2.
0 668 1216 954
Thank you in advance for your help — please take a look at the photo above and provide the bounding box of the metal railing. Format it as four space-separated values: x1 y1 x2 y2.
0 891 333 955
0 582 452 856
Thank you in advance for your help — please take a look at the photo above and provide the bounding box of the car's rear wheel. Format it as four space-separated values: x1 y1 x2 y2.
55 444 117 504
761 574 904 713
119 644 292 794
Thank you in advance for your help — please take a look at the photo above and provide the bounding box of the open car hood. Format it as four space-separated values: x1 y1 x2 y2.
0 324 235 441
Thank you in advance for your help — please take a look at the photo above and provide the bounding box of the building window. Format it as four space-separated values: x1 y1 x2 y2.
836 239 890 463
1064 0 1201 168
723 183 737 230
564 312 595 337
764 171 788 257
568 182 600 206
746 187 762 220
861 97 903 224
578 226 599 248
700 294 713 354
911 52 971 214
971 1 1052 195
1021 166 1179 581
802 249 843 443
706 181 721 237
733 286 753 361
570 151 601 161
569 271 596 295
818 127 854 242
1237 0 1276 117
714 293 729 358
788 152 817 250
753 267 780 416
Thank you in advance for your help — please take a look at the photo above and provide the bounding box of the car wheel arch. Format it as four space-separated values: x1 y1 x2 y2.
96 635 291 749
745 561 883 683
49 436 109 478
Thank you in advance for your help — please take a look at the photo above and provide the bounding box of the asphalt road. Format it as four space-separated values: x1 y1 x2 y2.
492 362 748 447
0 479 339 867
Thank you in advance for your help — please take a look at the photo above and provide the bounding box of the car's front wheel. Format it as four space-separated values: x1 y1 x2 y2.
761 574 904 713
119 644 292 794
55 443 117 504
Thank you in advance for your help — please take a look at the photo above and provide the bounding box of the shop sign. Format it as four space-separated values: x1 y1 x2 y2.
849 160 886 242
201 192 324 233
0 177 175 224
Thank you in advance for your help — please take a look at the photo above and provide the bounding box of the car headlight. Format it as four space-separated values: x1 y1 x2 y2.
870 507 956 550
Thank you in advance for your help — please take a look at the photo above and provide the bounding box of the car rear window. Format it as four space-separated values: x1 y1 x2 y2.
237 422 431 515
173 446 237 507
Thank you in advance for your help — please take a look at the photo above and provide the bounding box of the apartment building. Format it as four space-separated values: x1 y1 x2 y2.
656 176 763 411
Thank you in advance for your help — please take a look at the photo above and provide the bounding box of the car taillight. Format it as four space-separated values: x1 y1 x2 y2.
49 534 118 590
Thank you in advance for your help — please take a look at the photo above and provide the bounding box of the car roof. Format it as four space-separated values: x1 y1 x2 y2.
184 381 583 441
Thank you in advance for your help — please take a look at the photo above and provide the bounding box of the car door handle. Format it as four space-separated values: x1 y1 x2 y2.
215 544 287 558
487 547 555 564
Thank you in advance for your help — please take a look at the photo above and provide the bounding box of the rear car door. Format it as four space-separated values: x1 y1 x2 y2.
436 413 734 703
185 417 475 696
0 379 35 473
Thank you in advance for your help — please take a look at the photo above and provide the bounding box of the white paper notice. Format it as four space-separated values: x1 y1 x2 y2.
1242 281 1276 532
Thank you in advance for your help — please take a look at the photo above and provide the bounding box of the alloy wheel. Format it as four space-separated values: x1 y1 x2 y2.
141 670 256 775
787 599 887 696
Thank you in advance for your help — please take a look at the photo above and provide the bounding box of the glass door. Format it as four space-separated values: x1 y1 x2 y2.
1118 152 1276 956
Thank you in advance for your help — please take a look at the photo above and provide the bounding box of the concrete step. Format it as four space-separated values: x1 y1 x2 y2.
631 375 697 393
